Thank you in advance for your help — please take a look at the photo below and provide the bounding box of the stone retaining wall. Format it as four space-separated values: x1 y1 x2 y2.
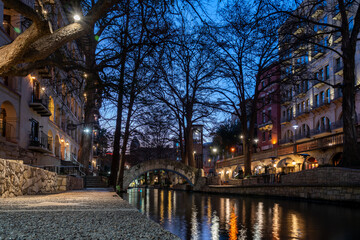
203 185 360 202
57 175 84 191
1 158 84 198
0 158 57 198
281 167 360 185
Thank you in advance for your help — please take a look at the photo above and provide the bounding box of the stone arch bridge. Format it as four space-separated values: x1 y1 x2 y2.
123 159 201 191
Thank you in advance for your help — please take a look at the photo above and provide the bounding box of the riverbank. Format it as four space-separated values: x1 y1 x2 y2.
0 189 180 239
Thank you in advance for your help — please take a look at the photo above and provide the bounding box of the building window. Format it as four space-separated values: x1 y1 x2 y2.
318 69 323 81
262 112 266 123
268 109 271 121
336 58 342 71
326 88 330 103
320 91 325 104
269 130 272 140
325 65 329 80
315 94 319 106
262 132 266 142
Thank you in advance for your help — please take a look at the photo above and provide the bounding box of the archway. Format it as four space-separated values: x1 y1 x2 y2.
123 159 199 191
0 101 17 142
48 96 54 121
60 139 65 160
47 130 53 152
55 135 60 157
331 152 342 166
305 157 318 170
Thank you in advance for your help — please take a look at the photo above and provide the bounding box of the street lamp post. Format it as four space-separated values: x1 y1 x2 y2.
292 124 298 153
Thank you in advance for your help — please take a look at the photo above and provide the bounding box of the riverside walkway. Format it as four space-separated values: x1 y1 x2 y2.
0 189 179 240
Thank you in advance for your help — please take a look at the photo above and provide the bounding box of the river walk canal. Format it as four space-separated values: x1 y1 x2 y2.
123 188 360 240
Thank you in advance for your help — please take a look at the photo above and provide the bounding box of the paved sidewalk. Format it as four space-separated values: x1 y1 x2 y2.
0 189 180 240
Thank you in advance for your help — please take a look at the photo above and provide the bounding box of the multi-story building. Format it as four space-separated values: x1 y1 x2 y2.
216 0 360 181
0 1 93 174
257 64 281 151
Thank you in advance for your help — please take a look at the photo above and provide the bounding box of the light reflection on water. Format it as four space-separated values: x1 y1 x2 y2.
123 188 360 240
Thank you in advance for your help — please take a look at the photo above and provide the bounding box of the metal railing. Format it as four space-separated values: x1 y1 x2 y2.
311 126 332 135
31 94 49 108
29 131 52 150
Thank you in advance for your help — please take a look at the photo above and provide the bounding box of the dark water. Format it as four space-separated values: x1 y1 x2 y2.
123 188 360 240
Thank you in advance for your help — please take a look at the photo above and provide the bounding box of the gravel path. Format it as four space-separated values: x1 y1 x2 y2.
0 188 180 240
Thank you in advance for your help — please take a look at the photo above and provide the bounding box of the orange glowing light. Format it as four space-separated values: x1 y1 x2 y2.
272 139 277 145
230 147 235 153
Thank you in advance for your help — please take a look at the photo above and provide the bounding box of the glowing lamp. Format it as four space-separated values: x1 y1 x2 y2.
292 161 296 165
73 14 81 21
230 147 235 153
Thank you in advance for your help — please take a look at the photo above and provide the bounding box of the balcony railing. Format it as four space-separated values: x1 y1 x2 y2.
312 45 325 59
29 95 52 117
295 132 311 140
279 137 293 144
295 107 311 118
335 63 344 75
333 31 342 44
312 98 330 110
281 116 293 124
29 131 52 153
311 126 331 135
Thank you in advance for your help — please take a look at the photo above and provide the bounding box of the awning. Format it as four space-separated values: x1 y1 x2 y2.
277 157 293 168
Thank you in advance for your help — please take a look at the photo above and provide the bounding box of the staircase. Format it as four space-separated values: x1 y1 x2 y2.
85 176 108 188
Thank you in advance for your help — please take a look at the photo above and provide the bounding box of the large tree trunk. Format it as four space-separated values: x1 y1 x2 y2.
341 46 360 167
185 125 195 167
109 3 130 187
178 119 185 163
243 141 252 176
116 92 136 191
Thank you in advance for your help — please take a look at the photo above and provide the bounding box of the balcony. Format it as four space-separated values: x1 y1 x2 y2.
333 31 342 44
279 137 293 144
311 126 331 136
281 116 293 124
295 88 308 98
29 95 52 117
295 107 310 119
331 120 343 130
333 89 343 103
295 132 311 140
312 79 325 88
335 64 343 76
281 96 292 106
312 98 330 111
28 131 52 153
312 45 324 59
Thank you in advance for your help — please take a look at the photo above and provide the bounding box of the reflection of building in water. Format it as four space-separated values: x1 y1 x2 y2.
272 203 281 240
229 209 238 240
160 190 164 224
211 212 220 240
253 202 264 240
168 190 172 222
207 197 212 224
191 206 199 240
